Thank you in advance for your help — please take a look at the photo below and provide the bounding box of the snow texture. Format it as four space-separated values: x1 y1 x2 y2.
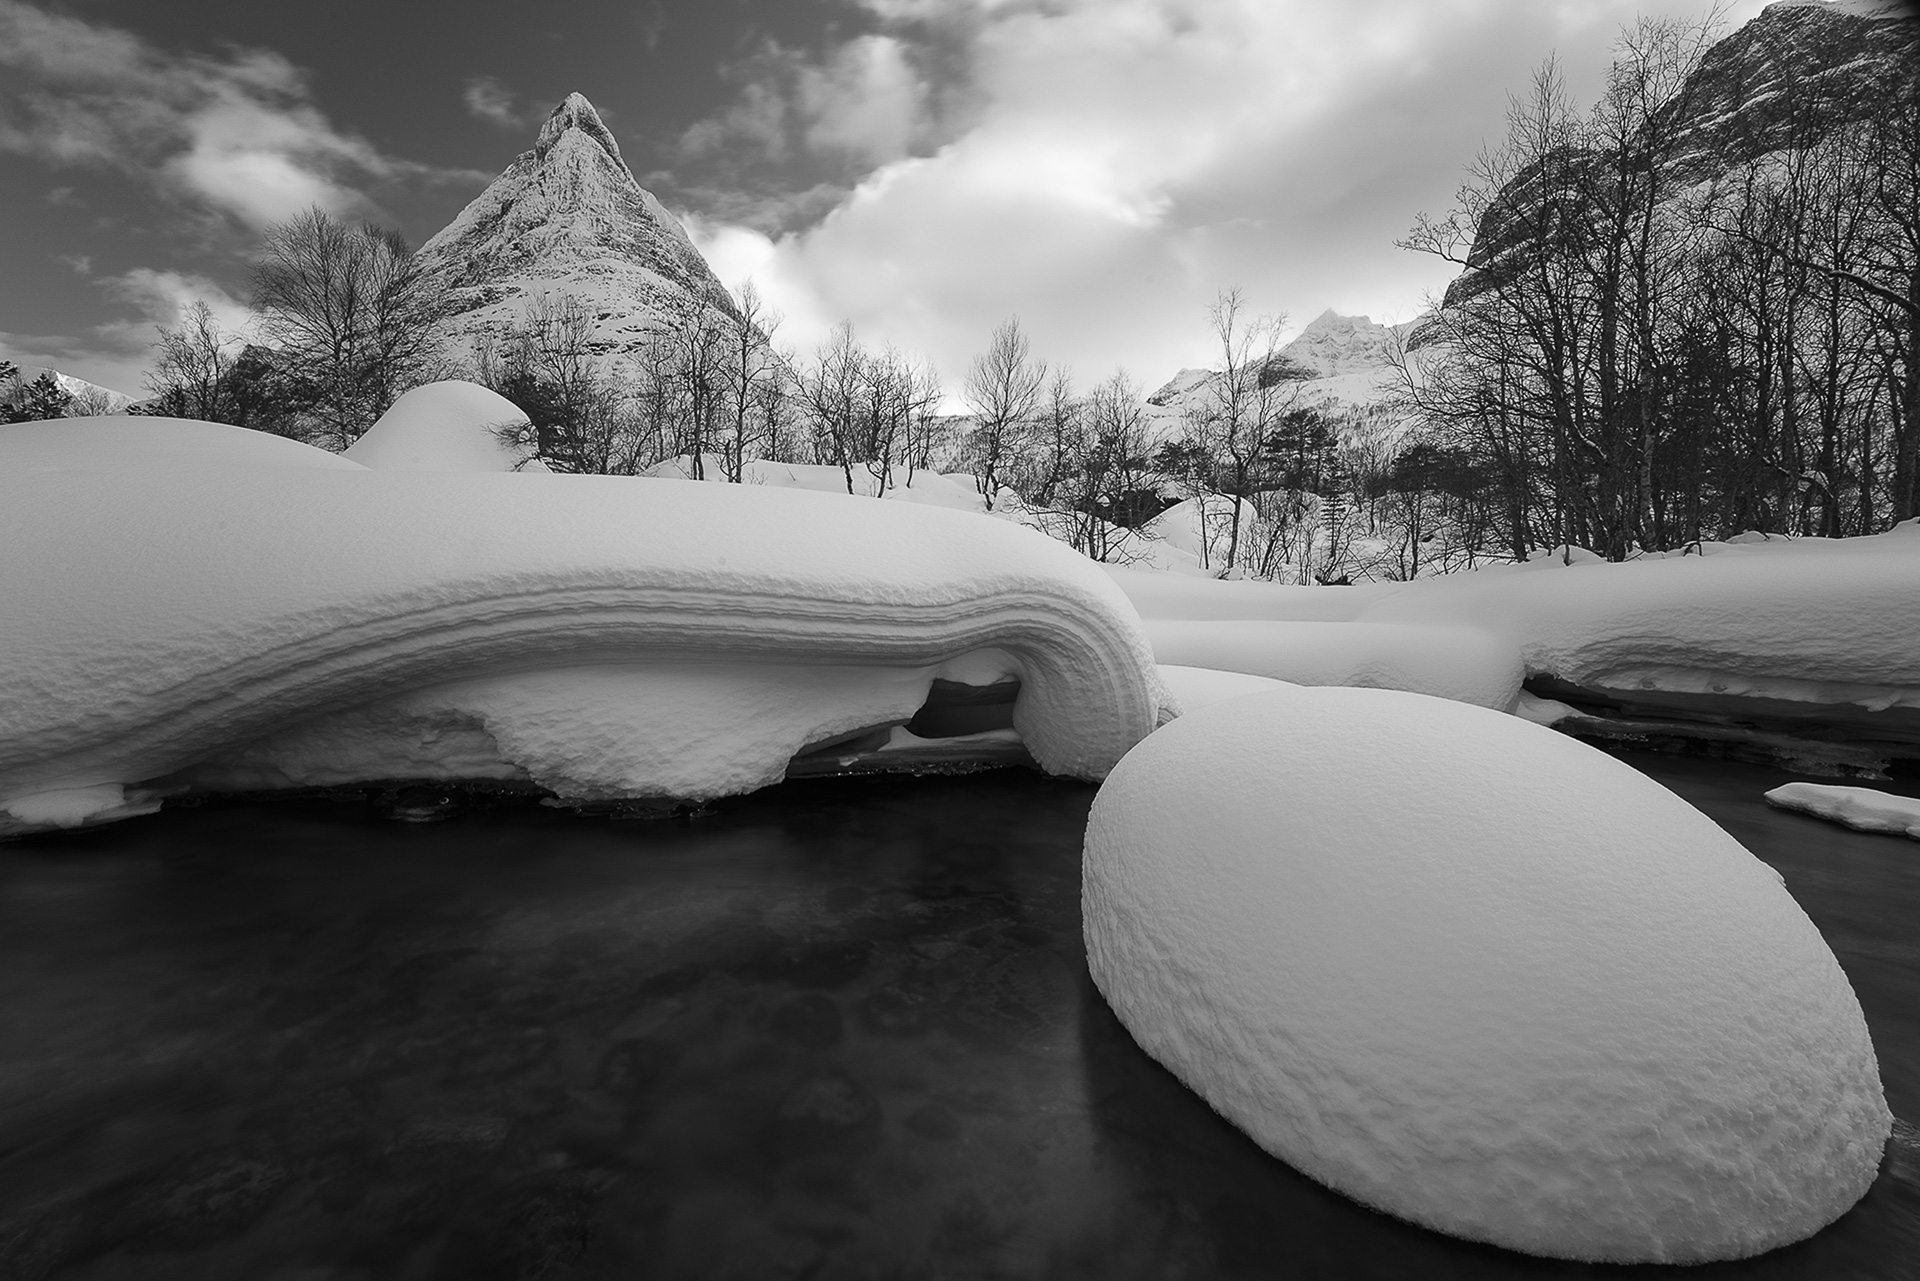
1765 781 1920 839
1153 664 1295 714
1146 619 1521 710
343 381 548 473
1108 523 1920 714
1084 686 1890 1263
1 442 1170 832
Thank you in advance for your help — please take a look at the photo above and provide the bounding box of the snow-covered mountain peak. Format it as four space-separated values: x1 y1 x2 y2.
1280 310 1414 378
1762 0 1911 20
536 92 627 172
414 91 737 380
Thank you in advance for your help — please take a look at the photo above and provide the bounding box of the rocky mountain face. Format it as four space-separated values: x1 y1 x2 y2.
415 93 738 377
1447 0 1917 307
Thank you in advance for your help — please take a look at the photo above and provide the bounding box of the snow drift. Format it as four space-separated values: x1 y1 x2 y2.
1108 526 1920 751
1084 686 1889 1263
1145 619 1521 710
343 381 548 473
0 417 1171 832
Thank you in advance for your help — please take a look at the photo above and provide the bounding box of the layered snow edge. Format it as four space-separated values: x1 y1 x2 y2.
1 416 1172 833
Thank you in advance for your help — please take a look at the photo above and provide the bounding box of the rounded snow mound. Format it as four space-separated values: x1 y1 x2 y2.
344 381 546 472
1083 686 1889 1264
0 416 365 473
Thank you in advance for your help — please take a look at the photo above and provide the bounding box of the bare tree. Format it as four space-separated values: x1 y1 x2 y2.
716 281 786 482
252 208 451 449
800 322 868 492
963 316 1047 510
480 295 660 475
143 301 239 422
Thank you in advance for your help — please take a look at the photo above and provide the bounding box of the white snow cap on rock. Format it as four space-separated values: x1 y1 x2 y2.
1765 781 1920 840
1 454 1170 831
344 381 547 473
1084 686 1889 1264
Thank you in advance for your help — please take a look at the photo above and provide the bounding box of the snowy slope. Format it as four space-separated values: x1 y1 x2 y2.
414 93 738 378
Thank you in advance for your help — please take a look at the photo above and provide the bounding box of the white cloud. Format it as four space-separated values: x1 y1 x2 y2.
0 268 253 399
463 76 537 130
105 268 254 341
690 0 1774 396
797 35 929 165
0 0 452 228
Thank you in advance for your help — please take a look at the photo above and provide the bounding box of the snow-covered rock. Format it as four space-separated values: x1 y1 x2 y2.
1145 619 1522 710
0 452 1171 834
414 92 738 379
344 380 547 473
1084 686 1889 1263
1765 781 1920 840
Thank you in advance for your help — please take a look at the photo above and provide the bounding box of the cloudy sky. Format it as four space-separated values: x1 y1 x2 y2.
1 0 1773 400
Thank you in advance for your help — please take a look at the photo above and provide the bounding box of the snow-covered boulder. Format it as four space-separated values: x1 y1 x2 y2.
1084 686 1889 1263
1145 618 1521 710
1 463 1170 833
1765 782 1920 840
343 381 546 473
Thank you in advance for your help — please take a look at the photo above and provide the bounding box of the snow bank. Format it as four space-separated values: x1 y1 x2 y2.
343 380 547 472
1107 525 1920 720
1765 782 1920 840
648 456 986 512
1146 619 1521 710
1 415 364 473
1154 664 1294 714
1084 686 1889 1263
1 464 1169 832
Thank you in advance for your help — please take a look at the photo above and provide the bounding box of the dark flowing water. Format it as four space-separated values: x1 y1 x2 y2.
0 754 1916 1280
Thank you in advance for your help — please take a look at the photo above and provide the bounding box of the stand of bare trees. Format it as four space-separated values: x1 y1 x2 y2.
1403 12 1919 560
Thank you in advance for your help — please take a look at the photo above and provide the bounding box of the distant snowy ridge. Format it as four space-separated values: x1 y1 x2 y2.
414 92 737 378
0 415 1170 830
2 363 133 414
1143 309 1427 436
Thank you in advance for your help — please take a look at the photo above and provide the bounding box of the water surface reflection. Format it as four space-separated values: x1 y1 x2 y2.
0 757 1914 1278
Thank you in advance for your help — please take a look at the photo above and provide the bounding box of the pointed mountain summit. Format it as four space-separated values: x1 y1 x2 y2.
1280 310 1418 378
415 92 737 375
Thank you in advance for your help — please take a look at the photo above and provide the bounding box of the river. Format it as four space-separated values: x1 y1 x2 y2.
0 752 1915 1279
